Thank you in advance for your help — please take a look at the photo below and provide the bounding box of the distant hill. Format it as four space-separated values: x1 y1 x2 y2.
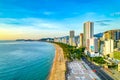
16 39 25 41
94 33 103 38
16 39 35 41
38 38 54 41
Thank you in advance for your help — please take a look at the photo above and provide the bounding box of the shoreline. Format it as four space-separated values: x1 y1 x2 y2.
48 43 66 80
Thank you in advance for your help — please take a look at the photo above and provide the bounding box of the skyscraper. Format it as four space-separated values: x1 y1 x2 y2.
69 30 75 46
80 33 83 47
70 30 74 38
83 21 94 48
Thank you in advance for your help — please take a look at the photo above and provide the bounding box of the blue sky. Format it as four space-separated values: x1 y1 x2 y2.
0 0 120 40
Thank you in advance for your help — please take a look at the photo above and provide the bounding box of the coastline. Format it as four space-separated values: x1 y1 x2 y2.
48 43 66 80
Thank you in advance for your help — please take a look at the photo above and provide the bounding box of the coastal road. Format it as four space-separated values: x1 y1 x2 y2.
82 57 114 80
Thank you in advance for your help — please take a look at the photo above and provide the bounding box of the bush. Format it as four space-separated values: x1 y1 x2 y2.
92 57 106 64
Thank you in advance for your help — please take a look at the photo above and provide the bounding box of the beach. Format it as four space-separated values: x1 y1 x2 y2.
49 44 66 80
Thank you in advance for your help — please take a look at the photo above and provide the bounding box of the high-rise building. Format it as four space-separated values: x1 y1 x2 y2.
89 38 98 52
74 36 79 47
103 29 120 41
61 37 66 44
103 39 114 56
94 38 98 53
83 21 94 48
69 30 75 46
89 38 94 53
103 29 120 49
87 38 99 57
70 30 74 38
80 33 83 47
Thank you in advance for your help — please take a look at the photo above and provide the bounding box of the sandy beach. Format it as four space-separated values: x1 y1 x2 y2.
49 44 66 80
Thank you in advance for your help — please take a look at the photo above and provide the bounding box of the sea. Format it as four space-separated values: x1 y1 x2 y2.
0 41 55 80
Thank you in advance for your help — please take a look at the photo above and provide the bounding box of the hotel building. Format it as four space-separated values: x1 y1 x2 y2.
83 21 100 57
83 21 94 48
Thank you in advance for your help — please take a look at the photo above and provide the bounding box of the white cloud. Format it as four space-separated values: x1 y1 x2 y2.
0 18 66 30
42 11 54 16
111 12 120 16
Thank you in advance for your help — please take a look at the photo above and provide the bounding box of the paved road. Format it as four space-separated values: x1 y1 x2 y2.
82 57 114 80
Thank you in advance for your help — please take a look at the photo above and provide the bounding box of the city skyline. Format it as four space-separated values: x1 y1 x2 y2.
0 0 120 40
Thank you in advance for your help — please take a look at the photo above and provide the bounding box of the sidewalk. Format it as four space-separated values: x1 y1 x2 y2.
104 68 120 80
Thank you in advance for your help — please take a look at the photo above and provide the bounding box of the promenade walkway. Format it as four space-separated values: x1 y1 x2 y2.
67 60 101 80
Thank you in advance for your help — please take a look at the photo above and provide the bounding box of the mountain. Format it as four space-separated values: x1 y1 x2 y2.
38 38 54 41
94 33 103 38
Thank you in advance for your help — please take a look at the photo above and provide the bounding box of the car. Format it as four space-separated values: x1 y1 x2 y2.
93 69 96 72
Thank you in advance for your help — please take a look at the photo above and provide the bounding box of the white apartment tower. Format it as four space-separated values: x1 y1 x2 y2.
83 21 94 49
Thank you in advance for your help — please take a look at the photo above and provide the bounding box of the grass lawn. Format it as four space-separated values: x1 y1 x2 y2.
114 51 120 60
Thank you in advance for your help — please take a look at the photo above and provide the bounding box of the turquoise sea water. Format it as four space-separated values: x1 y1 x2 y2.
0 41 55 80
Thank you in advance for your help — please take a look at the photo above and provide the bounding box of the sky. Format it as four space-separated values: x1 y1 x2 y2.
0 0 120 40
